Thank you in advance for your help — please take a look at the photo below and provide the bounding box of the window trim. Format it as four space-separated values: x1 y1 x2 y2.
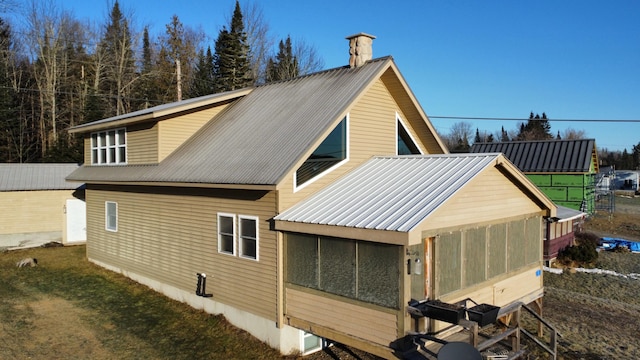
294 115 350 192
217 213 236 256
105 201 118 232
396 114 423 155
238 215 259 261
91 128 127 165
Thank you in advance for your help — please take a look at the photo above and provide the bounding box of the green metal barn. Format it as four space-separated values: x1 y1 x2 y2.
471 139 598 213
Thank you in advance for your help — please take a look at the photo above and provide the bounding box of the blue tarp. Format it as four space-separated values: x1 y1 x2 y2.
600 237 640 252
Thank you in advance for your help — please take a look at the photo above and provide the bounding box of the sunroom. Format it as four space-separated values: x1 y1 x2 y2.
274 154 556 358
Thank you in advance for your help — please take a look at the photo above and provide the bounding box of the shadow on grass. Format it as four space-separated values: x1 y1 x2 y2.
1 245 286 360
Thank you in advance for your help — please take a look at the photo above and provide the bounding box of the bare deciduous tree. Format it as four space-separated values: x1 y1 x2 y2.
560 127 587 140
443 121 473 152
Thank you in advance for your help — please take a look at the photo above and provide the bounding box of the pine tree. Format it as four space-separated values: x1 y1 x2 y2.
132 26 156 109
500 126 509 142
190 46 215 97
213 0 254 92
0 17 17 162
474 128 482 143
266 36 298 82
518 112 553 140
99 0 135 116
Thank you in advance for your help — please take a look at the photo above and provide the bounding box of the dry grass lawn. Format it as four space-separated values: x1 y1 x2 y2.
1 195 640 360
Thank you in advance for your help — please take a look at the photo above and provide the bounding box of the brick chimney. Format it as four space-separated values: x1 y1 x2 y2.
346 33 376 68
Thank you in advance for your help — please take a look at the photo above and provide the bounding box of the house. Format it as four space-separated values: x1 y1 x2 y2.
471 139 599 213
545 205 586 265
67 34 556 359
0 163 85 249
612 170 639 192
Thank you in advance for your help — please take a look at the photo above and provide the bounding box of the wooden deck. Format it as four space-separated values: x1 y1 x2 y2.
393 301 559 360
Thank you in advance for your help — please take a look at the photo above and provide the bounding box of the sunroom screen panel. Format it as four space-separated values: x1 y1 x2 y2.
357 242 400 309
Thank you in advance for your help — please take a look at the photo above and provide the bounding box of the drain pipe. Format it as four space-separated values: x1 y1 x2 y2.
196 273 213 297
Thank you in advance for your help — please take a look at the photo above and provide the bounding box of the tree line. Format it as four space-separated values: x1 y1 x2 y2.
0 0 321 163
442 112 640 170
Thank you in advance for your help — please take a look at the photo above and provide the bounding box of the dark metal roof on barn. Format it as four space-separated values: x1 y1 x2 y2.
69 56 439 186
470 139 596 173
0 163 82 191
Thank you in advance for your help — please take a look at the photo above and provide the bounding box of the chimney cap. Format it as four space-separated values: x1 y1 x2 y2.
345 32 376 40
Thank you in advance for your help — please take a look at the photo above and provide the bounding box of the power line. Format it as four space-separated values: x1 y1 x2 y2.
429 116 640 123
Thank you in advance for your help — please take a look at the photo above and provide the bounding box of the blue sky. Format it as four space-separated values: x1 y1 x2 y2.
16 1 640 151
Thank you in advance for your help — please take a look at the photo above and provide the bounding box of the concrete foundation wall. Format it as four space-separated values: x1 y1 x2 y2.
89 258 304 355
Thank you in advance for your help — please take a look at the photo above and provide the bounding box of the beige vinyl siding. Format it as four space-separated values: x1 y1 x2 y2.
86 185 278 321
422 165 545 230
83 135 91 165
285 287 398 346
158 105 229 161
441 263 543 307
127 122 158 164
279 79 422 211
0 190 73 235
381 68 444 154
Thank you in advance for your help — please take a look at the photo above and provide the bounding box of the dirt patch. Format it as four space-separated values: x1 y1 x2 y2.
2 297 111 360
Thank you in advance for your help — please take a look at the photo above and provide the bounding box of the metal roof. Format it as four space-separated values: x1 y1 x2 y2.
0 163 82 191
470 139 596 173
554 205 586 222
68 57 394 185
68 89 251 133
274 154 501 232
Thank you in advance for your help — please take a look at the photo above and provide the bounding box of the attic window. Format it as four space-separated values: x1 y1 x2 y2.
295 116 348 189
397 117 421 155
91 128 126 165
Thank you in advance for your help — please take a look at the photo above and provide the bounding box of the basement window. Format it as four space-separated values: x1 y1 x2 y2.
301 332 323 355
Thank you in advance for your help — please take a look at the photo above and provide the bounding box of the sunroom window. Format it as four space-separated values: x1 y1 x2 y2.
286 234 400 309
397 118 421 155
91 128 126 165
295 117 348 189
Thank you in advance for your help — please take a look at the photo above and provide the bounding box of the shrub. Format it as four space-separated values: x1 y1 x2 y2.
557 231 599 266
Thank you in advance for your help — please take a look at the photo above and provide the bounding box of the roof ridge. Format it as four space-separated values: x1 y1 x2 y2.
256 56 394 88
474 138 595 145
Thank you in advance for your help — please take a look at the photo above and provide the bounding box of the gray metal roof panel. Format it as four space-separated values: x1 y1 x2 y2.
0 163 82 191
274 153 500 232
68 57 394 185
554 205 586 222
69 89 250 131
470 139 595 172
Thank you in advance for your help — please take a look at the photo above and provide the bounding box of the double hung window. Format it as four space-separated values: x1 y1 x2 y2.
217 213 258 260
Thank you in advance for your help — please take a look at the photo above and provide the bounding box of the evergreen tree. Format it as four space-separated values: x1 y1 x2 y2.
99 0 135 116
500 126 509 142
474 128 481 143
190 46 215 97
213 0 254 92
132 26 157 109
517 112 553 140
266 36 298 82
0 17 18 162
